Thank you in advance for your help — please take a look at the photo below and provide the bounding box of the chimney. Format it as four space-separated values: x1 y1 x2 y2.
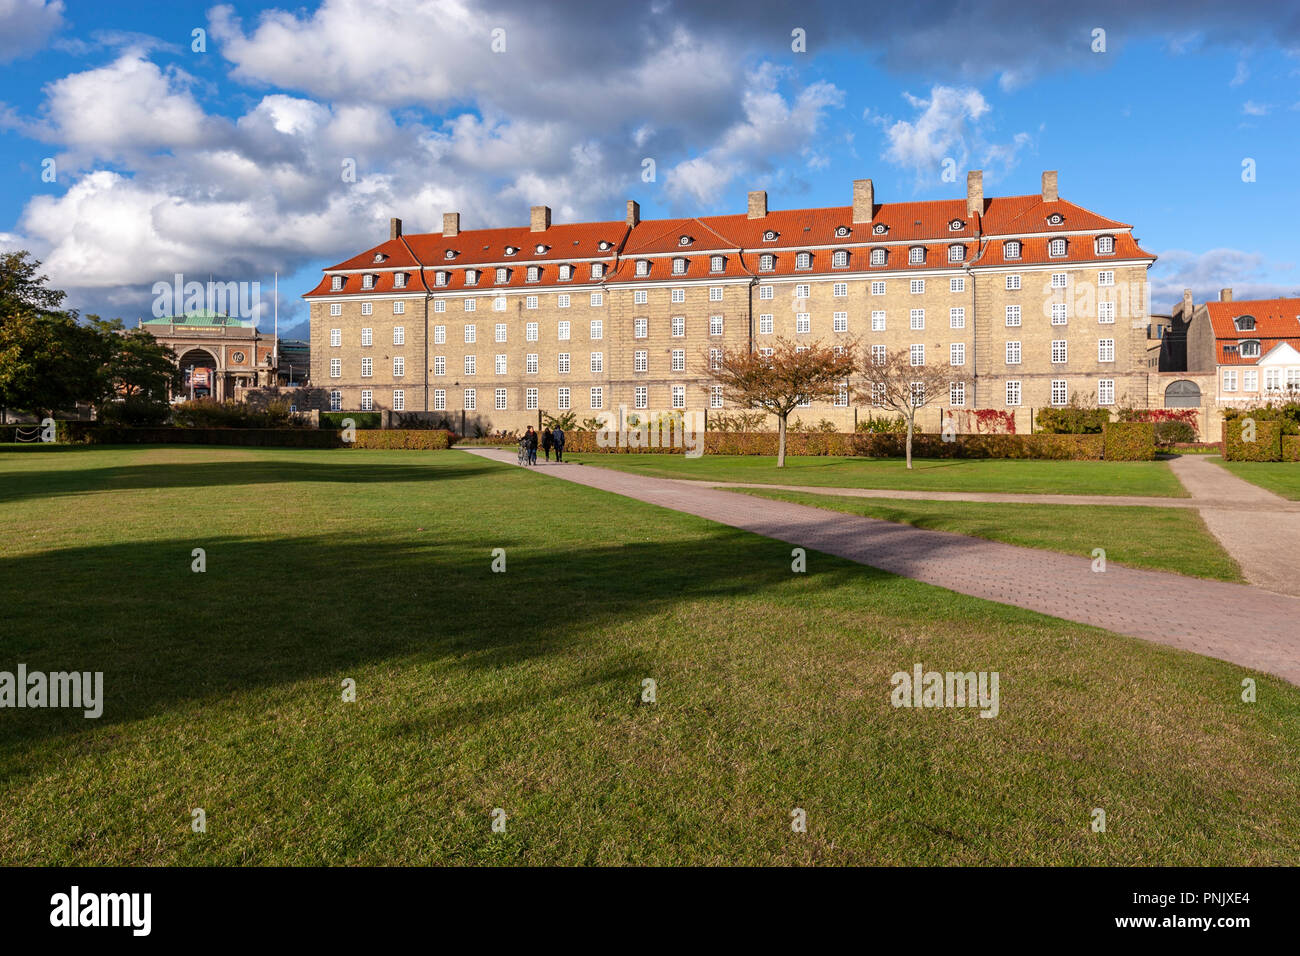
1182 289 1194 319
442 212 459 238
389 217 402 240
852 179 874 223
747 190 767 219
1041 170 1059 203
626 200 640 227
966 169 983 218
1220 288 1233 302
530 205 551 232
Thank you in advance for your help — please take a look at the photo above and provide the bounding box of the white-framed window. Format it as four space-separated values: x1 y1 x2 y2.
1098 379 1115 406
1095 236 1115 255
871 310 886 332
393 357 404 377
832 250 849 268
590 387 604 409
909 382 925 407
526 295 538 310
526 387 538 410
1265 369 1281 391
635 386 648 409
672 316 685 337
361 357 373 378
871 280 886 295
759 314 774 335
491 323 505 343
710 314 723 336
1240 340 1261 358
495 267 508 284
1051 340 1067 364
950 277 965 293
1006 305 1021 327
1243 369 1258 391
634 350 648 372
795 283 810 298
433 389 446 411
464 299 476 312
361 302 373 316
590 292 603 306
1051 303 1068 325
950 382 966 407
1006 341 1021 365
527 265 540 283
833 282 847 297
526 322 538 342
759 253 775 271
330 328 342 346
709 347 722 371
1006 274 1021 291
393 272 407 289
465 270 478 286
948 244 965 262
526 353 538 374
1049 239 1067 257
558 353 570 374
671 349 685 371
1051 380 1068 406
1050 272 1067 289
434 356 446 376
1099 301 1115 324
558 294 570 309
910 309 925 330
711 385 724 408
910 279 925 294
434 272 448 287
393 301 405 315
1098 339 1115 363
464 388 476 410
909 247 925 264
558 320 571 341
796 313 811 334
434 325 446 344
871 344 886 366
329 358 342 378
634 290 648 304
495 388 507 411
465 324 476 343
709 287 723 302
673 257 688 275
796 251 812 269
910 344 925 366
1098 270 1115 287
759 284 774 300
710 255 725 273
634 318 648 339
671 289 685 303
361 328 373 347
330 276 344 291
870 248 886 266
636 259 651 276
394 326 406 345
1006 380 1021 406
870 382 886 406
950 343 965 366
389 389 402 411
434 300 446 313
494 354 507 375
1223 369 1238 392
1004 240 1021 260
672 385 685 409
360 389 373 411
833 312 848 333
557 387 570 410
590 352 603 373
949 307 965 329
464 355 476 375
362 274 375 289
590 319 603 340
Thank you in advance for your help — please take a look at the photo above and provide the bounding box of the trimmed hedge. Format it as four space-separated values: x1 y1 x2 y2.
1284 436 1300 462
350 429 455 449
320 411 382 430
1223 419 1283 461
563 430 1106 460
61 424 341 447
1102 422 1156 461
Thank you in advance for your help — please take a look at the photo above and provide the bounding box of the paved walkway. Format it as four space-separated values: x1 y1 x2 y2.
462 448 1300 685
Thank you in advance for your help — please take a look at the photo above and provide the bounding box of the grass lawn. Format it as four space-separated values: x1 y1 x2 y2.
566 453 1190 497
1216 459 1300 500
1 445 1296 865
734 489 1242 582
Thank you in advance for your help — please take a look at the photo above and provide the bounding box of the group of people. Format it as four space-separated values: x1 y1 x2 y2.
519 425 565 466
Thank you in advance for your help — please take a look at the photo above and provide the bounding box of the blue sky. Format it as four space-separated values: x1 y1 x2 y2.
2 0 1298 337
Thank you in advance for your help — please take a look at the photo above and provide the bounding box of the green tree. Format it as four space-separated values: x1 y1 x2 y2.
87 316 183 404
0 309 107 415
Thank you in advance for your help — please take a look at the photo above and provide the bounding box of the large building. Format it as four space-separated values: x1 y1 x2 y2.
139 312 279 401
304 171 1158 431
1185 290 1300 406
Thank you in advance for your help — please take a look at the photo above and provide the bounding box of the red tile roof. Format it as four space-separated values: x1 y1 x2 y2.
1206 298 1300 364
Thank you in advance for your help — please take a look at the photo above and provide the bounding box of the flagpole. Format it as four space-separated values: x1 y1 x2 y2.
273 271 279 380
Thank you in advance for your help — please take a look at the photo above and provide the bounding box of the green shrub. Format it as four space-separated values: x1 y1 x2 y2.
319 411 381 430
98 397 171 427
1283 436 1300 462
1102 422 1156 460
856 414 906 433
1153 420 1197 446
1223 402 1300 435
1035 405 1111 434
566 431 1105 459
172 399 296 428
350 429 455 449
62 426 339 447
1223 419 1283 461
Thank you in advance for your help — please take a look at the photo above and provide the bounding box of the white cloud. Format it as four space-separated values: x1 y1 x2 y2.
1230 61 1250 86
0 0 63 63
1242 100 1270 116
1149 248 1300 308
873 85 1028 182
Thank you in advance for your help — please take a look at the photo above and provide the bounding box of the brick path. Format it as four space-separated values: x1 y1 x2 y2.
462 448 1300 685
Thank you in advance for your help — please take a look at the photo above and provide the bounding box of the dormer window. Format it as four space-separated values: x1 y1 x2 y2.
835 225 851 237
678 235 693 246
504 246 517 256
535 244 548 254
559 264 573 281
444 250 457 260
465 269 478 286
672 257 688 274
948 244 965 263
435 271 448 287
908 247 925 265
1047 213 1064 226
1095 235 1115 255
373 253 387 263
362 274 376 289
495 267 509 283
526 265 541 283
763 230 778 241
759 253 775 271
1048 238 1067 257
597 240 611 251
873 223 888 235
330 276 344 291
710 255 725 273
590 262 604 278
394 273 407 288
795 251 812 269
1004 240 1021 260
1234 315 1256 332
636 259 651 276
1240 340 1261 358
949 219 964 231
870 248 886 266
832 250 849 268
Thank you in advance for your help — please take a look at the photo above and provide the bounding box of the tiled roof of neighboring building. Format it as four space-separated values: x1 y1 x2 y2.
1206 298 1300 365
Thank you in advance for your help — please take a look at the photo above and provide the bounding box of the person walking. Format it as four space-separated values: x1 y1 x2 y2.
541 426 554 462
525 426 538 466
552 424 566 462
